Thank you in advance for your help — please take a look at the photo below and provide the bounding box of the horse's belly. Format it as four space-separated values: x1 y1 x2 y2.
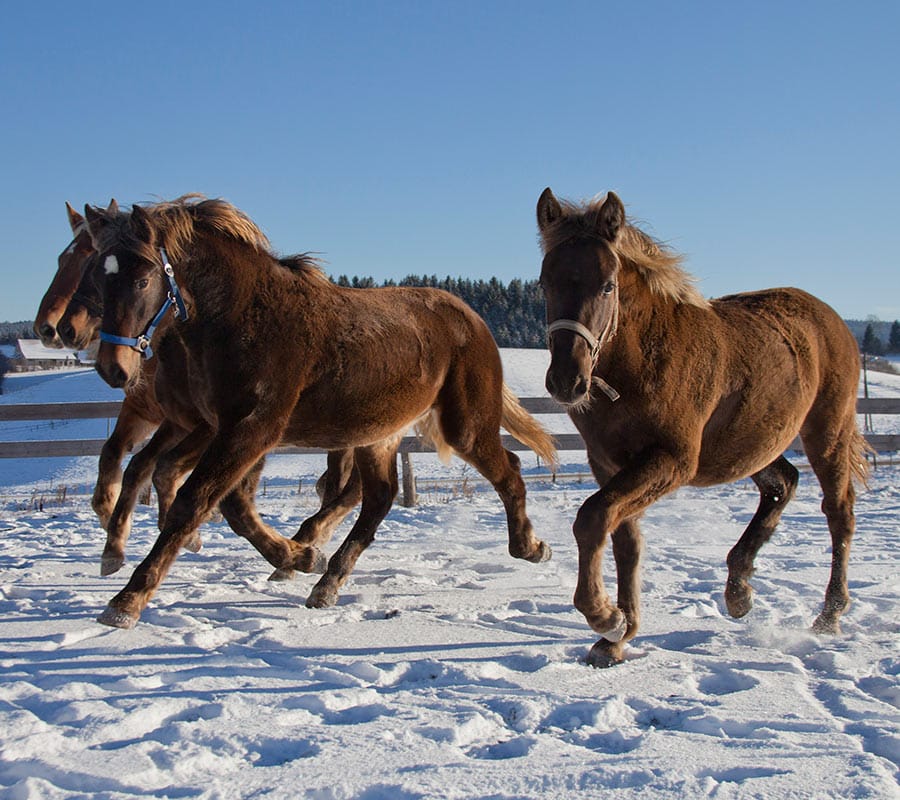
284 389 436 450
693 423 801 486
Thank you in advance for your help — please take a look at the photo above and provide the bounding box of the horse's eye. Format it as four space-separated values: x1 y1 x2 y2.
602 281 616 295
135 278 150 290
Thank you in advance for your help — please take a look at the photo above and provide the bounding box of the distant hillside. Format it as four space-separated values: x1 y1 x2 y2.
3 299 898 351
0 321 36 345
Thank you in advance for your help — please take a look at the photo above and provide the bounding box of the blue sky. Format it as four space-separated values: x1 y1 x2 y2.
1 1 898 323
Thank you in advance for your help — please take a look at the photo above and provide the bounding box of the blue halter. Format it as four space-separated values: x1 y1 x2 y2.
99 248 189 359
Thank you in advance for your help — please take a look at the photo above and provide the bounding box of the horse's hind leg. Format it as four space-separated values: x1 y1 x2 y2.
439 412 550 564
218 458 325 576
306 442 399 609
725 455 799 618
801 420 863 634
268 450 361 581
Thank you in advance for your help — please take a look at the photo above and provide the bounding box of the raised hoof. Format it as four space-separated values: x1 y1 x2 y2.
268 567 296 582
530 541 552 563
295 547 328 574
724 578 753 618
97 605 139 629
100 555 125 576
306 584 339 609
182 533 203 553
586 639 625 668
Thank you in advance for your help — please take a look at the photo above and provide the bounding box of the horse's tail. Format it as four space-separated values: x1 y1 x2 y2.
501 384 559 469
849 425 873 489
412 384 558 468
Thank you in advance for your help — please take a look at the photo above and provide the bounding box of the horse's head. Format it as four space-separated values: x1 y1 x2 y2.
85 202 178 389
33 203 97 347
57 248 104 350
537 188 624 408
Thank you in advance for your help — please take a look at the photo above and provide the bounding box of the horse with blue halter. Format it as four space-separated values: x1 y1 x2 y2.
34 203 166 529
537 188 868 667
84 196 557 628
52 200 364 578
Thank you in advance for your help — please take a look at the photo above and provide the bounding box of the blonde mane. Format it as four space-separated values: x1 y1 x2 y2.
540 195 708 308
141 195 271 264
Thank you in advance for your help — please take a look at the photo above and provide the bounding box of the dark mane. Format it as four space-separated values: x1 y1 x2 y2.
90 195 272 267
279 252 327 276
539 194 708 308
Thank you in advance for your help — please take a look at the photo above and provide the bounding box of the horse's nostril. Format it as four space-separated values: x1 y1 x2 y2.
58 320 75 346
39 322 56 340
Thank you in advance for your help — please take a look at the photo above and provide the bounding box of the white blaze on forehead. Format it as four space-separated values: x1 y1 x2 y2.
104 255 119 275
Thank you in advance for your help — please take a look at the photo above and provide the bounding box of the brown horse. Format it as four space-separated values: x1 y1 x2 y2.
85 196 557 628
55 203 363 577
34 203 96 348
34 203 165 528
536 188 868 667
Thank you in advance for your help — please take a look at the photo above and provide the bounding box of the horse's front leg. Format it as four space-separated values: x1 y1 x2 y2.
92 407 159 528
97 419 283 629
101 421 186 576
586 518 643 668
574 447 690 667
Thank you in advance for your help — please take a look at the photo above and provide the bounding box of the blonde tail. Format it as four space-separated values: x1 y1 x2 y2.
501 384 558 469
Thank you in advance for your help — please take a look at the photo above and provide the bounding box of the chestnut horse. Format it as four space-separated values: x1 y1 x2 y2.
53 202 363 577
537 188 868 667
34 203 164 527
85 197 557 628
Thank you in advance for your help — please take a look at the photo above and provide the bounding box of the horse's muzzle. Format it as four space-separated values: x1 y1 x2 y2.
545 364 590 406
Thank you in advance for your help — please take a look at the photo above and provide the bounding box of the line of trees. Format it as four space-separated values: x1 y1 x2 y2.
860 320 900 356
4 286 899 354
333 274 548 348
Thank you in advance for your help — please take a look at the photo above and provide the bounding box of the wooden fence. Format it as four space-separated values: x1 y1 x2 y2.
1 397 898 505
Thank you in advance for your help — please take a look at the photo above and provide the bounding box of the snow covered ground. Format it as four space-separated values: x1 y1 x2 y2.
0 352 898 799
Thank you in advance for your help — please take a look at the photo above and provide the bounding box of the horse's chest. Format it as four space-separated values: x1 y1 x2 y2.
569 408 644 471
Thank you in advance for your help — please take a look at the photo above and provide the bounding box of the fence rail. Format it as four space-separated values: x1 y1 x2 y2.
2 398 899 459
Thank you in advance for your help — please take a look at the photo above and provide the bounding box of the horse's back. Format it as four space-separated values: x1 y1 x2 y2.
712 287 859 386
692 288 859 484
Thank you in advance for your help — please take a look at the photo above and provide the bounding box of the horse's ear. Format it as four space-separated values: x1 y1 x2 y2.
84 203 110 246
595 191 624 241
537 187 562 234
66 202 85 235
130 204 155 245
106 198 119 215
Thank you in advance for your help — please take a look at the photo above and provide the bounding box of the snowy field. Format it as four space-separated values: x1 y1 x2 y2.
0 351 898 799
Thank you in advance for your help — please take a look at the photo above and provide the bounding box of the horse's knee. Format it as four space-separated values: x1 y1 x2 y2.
573 499 610 544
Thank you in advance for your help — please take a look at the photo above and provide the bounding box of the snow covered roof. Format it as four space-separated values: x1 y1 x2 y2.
16 338 79 361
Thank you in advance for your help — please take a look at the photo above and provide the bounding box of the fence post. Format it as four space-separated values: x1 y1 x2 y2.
401 451 417 507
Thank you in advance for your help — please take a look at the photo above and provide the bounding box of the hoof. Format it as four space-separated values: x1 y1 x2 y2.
599 613 628 643
100 555 125 576
97 605 138 629
533 541 552 563
724 578 753 618
268 567 296 582
586 608 627 642
811 615 841 635
586 639 624 668
182 533 202 553
295 547 328 574
306 584 339 609
512 541 552 563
